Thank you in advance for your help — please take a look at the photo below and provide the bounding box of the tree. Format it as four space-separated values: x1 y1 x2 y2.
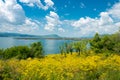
90 32 120 54
59 45 64 55
69 43 73 55
0 49 4 59
73 40 87 55
16 46 30 59
4 47 18 59
3 46 30 59
0 42 44 59
111 32 120 53
73 42 80 55
90 33 102 53
30 42 44 58
93 33 101 42
101 36 114 52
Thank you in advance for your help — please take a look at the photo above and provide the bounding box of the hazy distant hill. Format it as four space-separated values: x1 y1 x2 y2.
0 32 61 38
41 34 61 38
0 32 37 37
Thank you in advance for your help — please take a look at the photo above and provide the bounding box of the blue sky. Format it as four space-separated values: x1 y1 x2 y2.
0 0 120 37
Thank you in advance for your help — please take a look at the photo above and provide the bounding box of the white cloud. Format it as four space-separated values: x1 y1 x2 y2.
71 2 120 37
108 2 120 19
0 0 25 24
80 2 85 8
44 11 61 31
45 0 54 7
17 18 39 33
0 0 40 34
58 28 65 32
0 0 120 37
99 12 113 25
19 0 54 10
0 18 39 34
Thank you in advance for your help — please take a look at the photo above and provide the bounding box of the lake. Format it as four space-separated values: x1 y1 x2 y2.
0 37 74 54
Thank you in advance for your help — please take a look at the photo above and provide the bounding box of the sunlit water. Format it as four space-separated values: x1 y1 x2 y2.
0 37 74 54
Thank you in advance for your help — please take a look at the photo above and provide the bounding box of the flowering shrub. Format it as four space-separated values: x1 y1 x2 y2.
0 53 120 80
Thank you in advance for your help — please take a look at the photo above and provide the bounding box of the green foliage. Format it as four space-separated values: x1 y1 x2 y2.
93 33 101 42
30 42 44 58
3 46 30 59
59 45 64 55
73 40 87 55
101 36 114 52
0 49 4 59
0 42 44 59
59 40 88 56
90 32 120 54
16 46 30 59
111 32 120 53
59 42 74 57
90 33 102 53
73 42 81 55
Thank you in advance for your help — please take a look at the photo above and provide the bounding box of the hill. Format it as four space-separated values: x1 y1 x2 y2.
0 32 37 37
0 32 61 39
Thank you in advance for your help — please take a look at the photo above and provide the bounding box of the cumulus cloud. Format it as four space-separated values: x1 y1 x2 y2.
44 11 61 31
99 12 113 25
0 18 39 34
0 0 120 37
19 0 54 10
58 28 65 32
108 2 120 20
0 0 40 34
71 2 120 37
0 0 25 24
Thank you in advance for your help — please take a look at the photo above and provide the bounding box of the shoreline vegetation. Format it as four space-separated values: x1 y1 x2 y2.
0 32 120 80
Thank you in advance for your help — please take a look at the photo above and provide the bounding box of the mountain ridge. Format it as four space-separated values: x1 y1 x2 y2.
0 32 61 38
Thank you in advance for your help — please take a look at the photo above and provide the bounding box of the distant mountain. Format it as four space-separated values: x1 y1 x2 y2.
41 34 61 38
0 32 61 38
0 32 38 37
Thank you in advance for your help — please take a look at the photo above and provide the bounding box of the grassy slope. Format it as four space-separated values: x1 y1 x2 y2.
0 52 120 80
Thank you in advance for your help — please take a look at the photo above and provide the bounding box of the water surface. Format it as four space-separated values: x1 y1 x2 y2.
0 37 73 54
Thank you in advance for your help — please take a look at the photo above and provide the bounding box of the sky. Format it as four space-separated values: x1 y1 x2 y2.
0 0 120 37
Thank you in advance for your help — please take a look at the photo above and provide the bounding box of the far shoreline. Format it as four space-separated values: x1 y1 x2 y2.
13 37 82 40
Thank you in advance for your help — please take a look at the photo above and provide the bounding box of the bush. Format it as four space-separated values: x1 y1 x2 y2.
0 42 44 59
30 42 44 58
3 46 30 59
90 33 120 54
0 53 120 80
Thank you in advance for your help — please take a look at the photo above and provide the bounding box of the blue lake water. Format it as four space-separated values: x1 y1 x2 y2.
0 37 74 54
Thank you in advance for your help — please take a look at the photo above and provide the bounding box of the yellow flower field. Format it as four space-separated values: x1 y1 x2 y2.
0 53 120 80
